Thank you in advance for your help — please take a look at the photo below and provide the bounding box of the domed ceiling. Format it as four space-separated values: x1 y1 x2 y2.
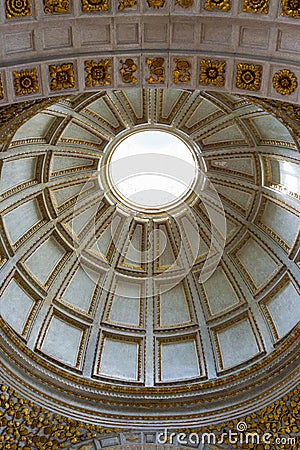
0 88 299 428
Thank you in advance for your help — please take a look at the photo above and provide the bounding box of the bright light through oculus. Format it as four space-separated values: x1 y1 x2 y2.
108 130 197 210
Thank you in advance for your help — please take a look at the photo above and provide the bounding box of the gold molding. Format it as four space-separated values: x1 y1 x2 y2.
199 59 226 87
49 64 75 91
242 0 269 14
5 0 32 18
204 0 230 11
13 69 39 97
272 69 298 96
85 60 111 87
44 0 70 13
281 0 300 17
118 0 136 9
82 0 109 12
236 63 262 91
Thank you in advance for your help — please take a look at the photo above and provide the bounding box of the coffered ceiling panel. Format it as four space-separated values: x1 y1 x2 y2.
23 234 68 287
213 314 264 372
0 156 37 195
0 275 36 337
37 311 87 369
261 275 300 342
231 234 281 293
157 335 202 383
200 265 241 318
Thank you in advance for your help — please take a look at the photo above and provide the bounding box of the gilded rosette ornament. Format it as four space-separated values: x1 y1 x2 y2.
173 59 191 84
119 59 138 84
204 0 230 11
49 64 75 91
147 0 165 7
13 69 39 96
281 0 300 17
44 0 70 13
236 63 262 91
5 0 32 18
199 59 226 86
242 0 269 13
273 69 298 95
85 60 111 87
146 58 165 83
176 0 194 8
118 0 136 9
82 0 109 12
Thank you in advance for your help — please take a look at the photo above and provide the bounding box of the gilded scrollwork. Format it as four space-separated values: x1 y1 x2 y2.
199 59 226 86
272 69 298 95
236 63 262 91
49 63 75 91
119 59 138 84
84 59 111 87
204 0 231 11
281 0 300 17
43 0 70 13
118 0 136 9
13 69 39 96
81 0 109 12
172 59 191 84
5 0 32 18
242 0 269 13
146 58 165 83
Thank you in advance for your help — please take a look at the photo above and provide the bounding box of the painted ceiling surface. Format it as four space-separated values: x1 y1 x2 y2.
0 89 299 427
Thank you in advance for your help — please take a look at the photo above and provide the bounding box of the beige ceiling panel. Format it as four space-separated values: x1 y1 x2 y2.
261 276 300 341
24 235 67 287
232 234 281 292
213 314 264 372
157 335 202 383
200 266 241 318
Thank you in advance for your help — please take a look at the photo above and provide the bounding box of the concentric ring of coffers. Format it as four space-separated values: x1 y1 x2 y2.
0 89 299 427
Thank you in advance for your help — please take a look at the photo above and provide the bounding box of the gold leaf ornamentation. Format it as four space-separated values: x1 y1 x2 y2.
173 59 191 84
13 69 39 96
176 0 194 7
272 69 298 95
199 59 226 86
85 60 111 87
44 0 70 13
147 0 165 7
5 0 32 18
242 0 269 13
236 63 262 91
81 0 109 12
118 0 136 10
0 380 299 449
119 59 138 84
0 383 118 449
146 58 165 84
49 63 75 90
281 0 300 17
204 0 230 11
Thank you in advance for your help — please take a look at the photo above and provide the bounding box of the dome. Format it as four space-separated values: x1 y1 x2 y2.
0 88 299 428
